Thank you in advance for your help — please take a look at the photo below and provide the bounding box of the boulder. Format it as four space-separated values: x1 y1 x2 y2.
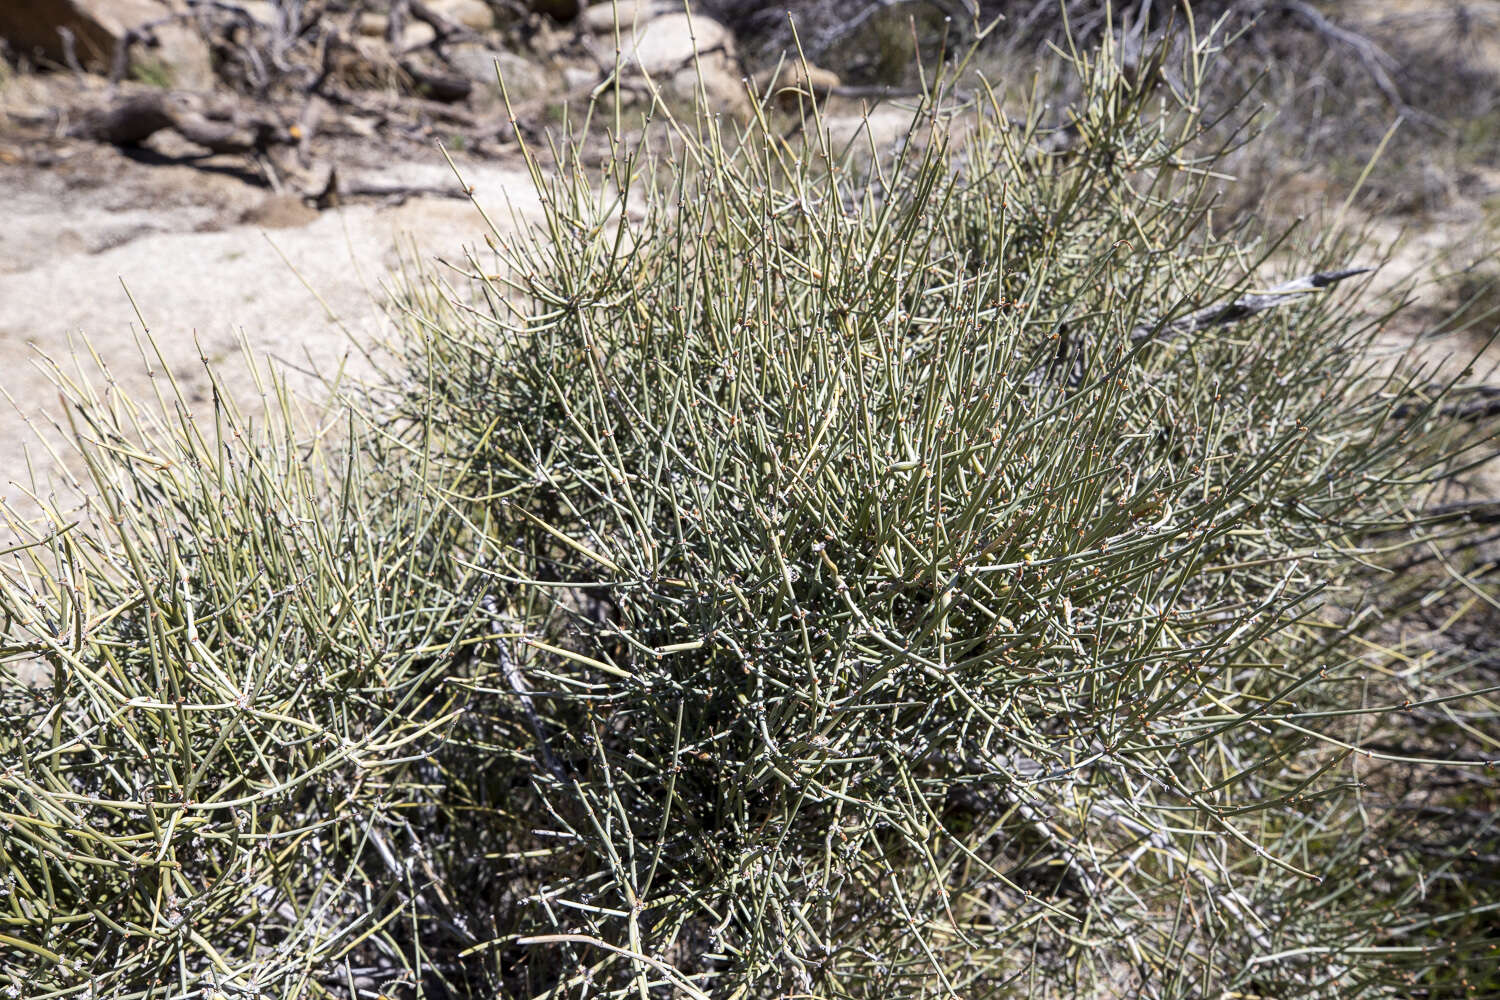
398 21 439 52
755 60 841 109
563 65 600 92
618 10 733 72
0 0 213 89
612 11 751 119
668 59 751 120
240 193 319 230
231 1 279 28
446 44 552 103
357 12 390 38
492 50 553 103
581 0 662 34
428 0 495 32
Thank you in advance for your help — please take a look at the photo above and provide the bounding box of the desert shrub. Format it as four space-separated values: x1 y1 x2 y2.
3 20 1499 1000
368 30 1499 1000
0 356 484 998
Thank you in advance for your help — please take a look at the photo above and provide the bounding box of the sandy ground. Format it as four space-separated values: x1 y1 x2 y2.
0 137 542 524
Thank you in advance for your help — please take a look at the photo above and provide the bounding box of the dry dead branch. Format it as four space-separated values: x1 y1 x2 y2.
66 89 293 153
1132 267 1373 343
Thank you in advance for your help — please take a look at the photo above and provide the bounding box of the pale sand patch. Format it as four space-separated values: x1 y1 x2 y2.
0 156 542 526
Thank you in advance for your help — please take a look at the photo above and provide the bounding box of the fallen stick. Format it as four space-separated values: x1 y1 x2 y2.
1028 267 1372 389
1393 384 1500 422
1131 267 1372 343
67 90 293 153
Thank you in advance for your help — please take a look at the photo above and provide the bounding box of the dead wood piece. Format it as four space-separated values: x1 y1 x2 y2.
67 93 177 145
1361 500 1500 536
483 597 569 786
295 95 326 166
341 178 469 203
67 91 293 156
173 109 287 154
324 78 617 146
183 95 289 153
1393 385 1500 422
387 0 409 46
1026 267 1370 391
408 0 485 44
1282 1 1401 110
829 84 922 101
57 26 84 76
399 58 474 103
807 0 923 61
1022 322 1090 390
1131 267 1372 343
327 86 484 128
1417 500 1500 525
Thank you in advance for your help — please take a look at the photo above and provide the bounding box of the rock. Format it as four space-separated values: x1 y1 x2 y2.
622 13 732 74
617 12 750 119
0 0 213 90
526 16 571 58
755 61 841 108
67 92 175 144
670 60 751 119
825 103 918 153
428 0 494 32
136 22 215 90
445 43 505 82
581 0 659 33
357 12 389 38
0 0 142 63
493 50 552 103
445 44 552 103
398 21 438 52
232 1 278 28
342 115 381 139
240 193 318 230
563 65 599 92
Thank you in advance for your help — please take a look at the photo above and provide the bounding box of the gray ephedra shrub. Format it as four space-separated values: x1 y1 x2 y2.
0 357 484 999
1 34 1497 1000
380 42 1500 1000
